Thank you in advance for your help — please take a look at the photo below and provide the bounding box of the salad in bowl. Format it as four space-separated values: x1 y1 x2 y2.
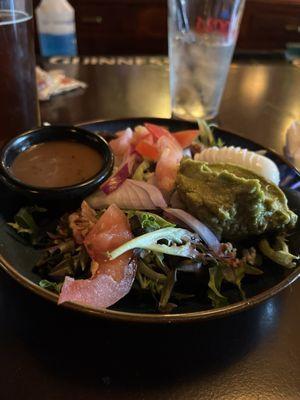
9 121 299 314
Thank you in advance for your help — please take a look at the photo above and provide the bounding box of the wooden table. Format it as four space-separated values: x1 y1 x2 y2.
1 55 300 400
40 55 300 154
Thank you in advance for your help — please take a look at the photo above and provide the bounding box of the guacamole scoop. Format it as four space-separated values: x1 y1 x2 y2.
176 159 297 241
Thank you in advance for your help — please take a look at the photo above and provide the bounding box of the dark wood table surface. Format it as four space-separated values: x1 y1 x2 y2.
1 55 300 400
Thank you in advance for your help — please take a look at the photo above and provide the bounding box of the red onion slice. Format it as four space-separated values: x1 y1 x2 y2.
127 179 157 210
164 208 220 252
128 179 167 209
170 191 184 209
101 153 138 195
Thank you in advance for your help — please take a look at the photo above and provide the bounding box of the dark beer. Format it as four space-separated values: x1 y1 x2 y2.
0 10 40 147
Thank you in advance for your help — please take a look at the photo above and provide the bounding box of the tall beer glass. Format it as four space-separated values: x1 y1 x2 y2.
0 0 40 147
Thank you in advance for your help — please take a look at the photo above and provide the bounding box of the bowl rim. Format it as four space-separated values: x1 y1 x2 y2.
0 125 114 193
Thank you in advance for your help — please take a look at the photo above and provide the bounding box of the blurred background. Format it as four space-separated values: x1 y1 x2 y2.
32 0 300 56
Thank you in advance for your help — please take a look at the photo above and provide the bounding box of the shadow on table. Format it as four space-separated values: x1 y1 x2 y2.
0 272 282 393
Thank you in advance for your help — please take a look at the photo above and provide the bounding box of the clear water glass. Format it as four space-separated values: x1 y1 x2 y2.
168 0 245 121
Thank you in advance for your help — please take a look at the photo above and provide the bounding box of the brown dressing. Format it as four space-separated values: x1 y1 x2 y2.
11 141 103 188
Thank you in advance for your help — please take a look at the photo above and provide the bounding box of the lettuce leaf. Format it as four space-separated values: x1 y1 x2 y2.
259 236 299 268
8 206 47 245
197 119 224 148
127 211 175 233
132 160 152 181
108 227 198 259
207 266 228 308
137 258 167 283
39 279 62 294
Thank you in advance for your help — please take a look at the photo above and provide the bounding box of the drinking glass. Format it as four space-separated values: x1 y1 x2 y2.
0 0 40 147
168 0 245 120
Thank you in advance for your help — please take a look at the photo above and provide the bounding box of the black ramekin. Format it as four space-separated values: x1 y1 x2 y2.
0 125 114 205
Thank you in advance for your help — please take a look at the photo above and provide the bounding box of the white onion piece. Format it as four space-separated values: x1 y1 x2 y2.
194 146 280 185
86 179 167 210
165 208 220 252
183 148 192 158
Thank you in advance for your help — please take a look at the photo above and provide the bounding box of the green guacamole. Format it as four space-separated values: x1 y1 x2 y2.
176 159 297 241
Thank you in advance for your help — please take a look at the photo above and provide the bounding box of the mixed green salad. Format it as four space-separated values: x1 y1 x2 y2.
9 122 299 312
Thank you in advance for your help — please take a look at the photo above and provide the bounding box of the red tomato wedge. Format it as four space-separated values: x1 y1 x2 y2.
144 123 172 140
141 133 154 145
131 125 152 145
58 204 136 309
83 204 133 281
135 141 159 161
172 130 199 148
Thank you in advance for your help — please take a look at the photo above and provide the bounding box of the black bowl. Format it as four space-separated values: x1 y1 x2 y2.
0 125 114 206
1 118 300 323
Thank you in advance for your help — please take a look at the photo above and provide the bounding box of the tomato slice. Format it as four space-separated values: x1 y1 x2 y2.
139 133 154 145
144 123 171 140
135 140 159 161
172 130 199 148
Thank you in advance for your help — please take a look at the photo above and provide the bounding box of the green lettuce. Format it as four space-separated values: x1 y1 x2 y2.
207 266 228 308
197 119 224 147
259 236 299 268
8 206 47 245
108 227 198 259
39 279 62 294
132 160 152 181
127 211 175 233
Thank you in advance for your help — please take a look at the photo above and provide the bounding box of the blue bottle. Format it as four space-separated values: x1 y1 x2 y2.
36 0 77 57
